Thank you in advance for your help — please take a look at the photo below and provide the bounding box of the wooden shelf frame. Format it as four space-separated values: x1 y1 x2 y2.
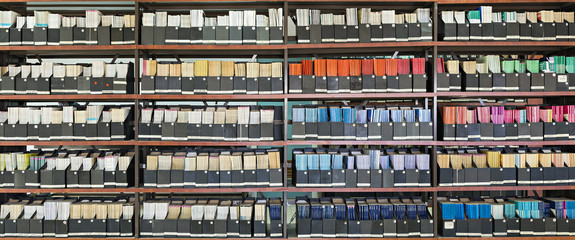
0 1 573 239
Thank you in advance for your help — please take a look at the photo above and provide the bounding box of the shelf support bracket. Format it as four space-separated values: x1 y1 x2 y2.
478 98 486 107
174 55 182 63
501 99 508 106
450 51 458 60
57 145 63 151
529 51 537 59
111 54 120 64
35 54 42 63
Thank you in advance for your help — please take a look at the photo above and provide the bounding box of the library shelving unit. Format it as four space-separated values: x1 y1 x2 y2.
0 0 574 240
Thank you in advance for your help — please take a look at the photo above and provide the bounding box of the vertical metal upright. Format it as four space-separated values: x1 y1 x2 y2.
133 1 141 238
431 1 439 238
282 1 290 238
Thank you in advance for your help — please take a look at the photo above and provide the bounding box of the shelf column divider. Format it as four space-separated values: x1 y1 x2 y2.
282 1 289 236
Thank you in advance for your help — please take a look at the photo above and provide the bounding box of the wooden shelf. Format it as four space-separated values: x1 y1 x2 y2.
436 91 575 98
437 185 575 192
287 93 434 100
0 94 138 101
0 188 138 193
138 141 285 146
287 140 436 146
0 141 137 146
139 94 286 100
437 0 568 3
437 140 575 146
139 187 285 193
289 187 436 192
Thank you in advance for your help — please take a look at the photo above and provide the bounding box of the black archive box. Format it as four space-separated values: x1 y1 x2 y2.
0 28 8 45
436 73 449 92
382 24 395 42
457 23 470 41
396 24 408 42
442 22 457 41
215 26 229 45
469 23 482 41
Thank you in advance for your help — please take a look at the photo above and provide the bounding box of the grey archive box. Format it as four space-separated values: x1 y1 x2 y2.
73 27 86 45
215 26 229 45
269 26 283 44
85 27 98 45
256 26 269 45
396 24 408 41
297 26 310 44
9 28 21 45
0 28 9 45
358 23 370 43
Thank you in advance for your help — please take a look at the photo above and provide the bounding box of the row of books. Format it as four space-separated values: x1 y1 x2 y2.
441 105 575 141
139 106 282 141
438 148 575 186
143 149 282 188
288 58 427 94
441 7 575 41
141 198 282 238
0 150 134 189
296 8 432 43
292 105 432 141
141 10 284 45
0 197 134 237
440 196 575 237
141 60 283 95
293 148 430 188
0 106 132 141
296 197 432 238
0 62 134 95
437 56 575 92
0 11 135 45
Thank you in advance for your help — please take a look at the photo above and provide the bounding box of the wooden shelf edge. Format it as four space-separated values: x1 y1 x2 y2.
287 140 436 145
138 141 285 146
140 187 285 193
0 141 137 146
0 94 138 101
0 188 137 193
437 140 575 146
0 45 137 51
436 91 575 97
289 187 436 192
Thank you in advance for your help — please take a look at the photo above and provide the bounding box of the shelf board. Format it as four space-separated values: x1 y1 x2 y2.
138 141 285 146
287 140 436 146
437 0 569 3
0 94 138 101
437 185 575 192
289 187 435 192
287 93 434 100
139 94 286 100
0 188 137 193
436 91 575 98
0 141 137 146
139 187 285 193
437 140 575 146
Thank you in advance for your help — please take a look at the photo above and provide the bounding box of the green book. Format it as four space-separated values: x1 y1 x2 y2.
567 57 575 73
502 60 515 73
515 61 526 73
526 60 539 73
553 56 566 74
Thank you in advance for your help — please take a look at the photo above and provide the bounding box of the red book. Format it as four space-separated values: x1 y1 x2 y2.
374 59 386 76
362 59 374 76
